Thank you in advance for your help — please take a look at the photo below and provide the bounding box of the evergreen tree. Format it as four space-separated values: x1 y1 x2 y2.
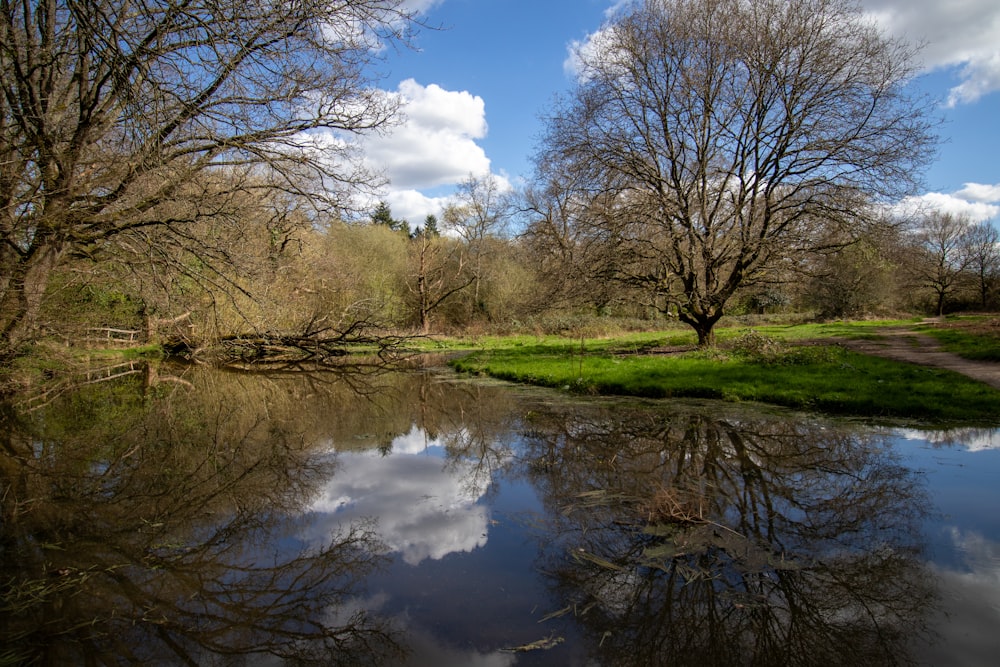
371 202 410 236
422 214 441 238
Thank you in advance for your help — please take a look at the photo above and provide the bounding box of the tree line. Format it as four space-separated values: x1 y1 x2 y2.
34 178 1000 345
2 0 997 363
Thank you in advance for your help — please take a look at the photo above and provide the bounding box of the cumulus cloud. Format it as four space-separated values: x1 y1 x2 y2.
955 182 1000 203
302 426 492 566
893 182 1000 222
354 79 497 224
362 79 490 191
861 0 1000 105
920 529 1000 665
382 189 452 226
564 27 613 81
568 2 1000 105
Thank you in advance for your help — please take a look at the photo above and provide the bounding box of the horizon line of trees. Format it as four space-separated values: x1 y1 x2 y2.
34 186 1000 347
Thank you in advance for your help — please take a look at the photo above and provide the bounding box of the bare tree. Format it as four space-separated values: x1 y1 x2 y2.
521 169 632 313
963 221 1000 310
0 0 418 358
535 0 936 344
408 232 474 333
442 173 511 319
908 211 974 316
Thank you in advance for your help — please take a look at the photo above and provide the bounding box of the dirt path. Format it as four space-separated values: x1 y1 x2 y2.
837 327 1000 390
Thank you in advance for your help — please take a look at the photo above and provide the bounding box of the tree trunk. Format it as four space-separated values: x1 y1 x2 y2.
0 245 62 359
694 324 717 347
416 242 431 334
679 309 722 347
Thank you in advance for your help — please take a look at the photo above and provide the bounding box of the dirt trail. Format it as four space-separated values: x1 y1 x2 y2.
837 327 1000 390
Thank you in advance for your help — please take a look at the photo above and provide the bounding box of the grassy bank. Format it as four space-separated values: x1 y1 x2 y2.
448 328 1000 423
917 316 1000 362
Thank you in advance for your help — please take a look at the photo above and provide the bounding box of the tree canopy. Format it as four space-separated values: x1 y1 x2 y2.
0 0 417 357
534 0 937 344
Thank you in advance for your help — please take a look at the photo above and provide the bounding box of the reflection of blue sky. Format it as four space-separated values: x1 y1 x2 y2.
326 593 517 667
919 528 1000 665
303 426 491 565
891 427 1000 661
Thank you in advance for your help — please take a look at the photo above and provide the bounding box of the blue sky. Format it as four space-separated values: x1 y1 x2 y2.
359 0 1000 227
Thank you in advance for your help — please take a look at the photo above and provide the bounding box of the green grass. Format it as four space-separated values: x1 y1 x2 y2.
728 318 920 341
919 326 1000 362
420 318 922 352
450 337 1000 424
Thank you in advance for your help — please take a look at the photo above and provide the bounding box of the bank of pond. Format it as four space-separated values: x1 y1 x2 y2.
448 333 1000 424
2 360 998 665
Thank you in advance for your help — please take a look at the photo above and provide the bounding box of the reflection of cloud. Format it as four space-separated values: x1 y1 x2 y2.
919 528 1000 664
304 427 491 565
324 591 517 666
949 527 1000 577
389 424 437 455
329 593 517 667
895 427 1000 451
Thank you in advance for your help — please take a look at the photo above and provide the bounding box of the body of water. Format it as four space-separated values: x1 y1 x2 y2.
2 363 998 665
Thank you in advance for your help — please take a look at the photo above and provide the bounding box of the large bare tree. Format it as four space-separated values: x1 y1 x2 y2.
0 0 417 358
963 221 1000 310
535 0 936 344
907 211 974 316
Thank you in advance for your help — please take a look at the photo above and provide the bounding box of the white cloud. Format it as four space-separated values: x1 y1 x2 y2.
571 3 1000 105
862 0 1000 105
955 182 1000 203
302 426 492 566
401 0 445 13
918 529 1000 665
362 79 490 192
383 189 451 225
568 1 1000 104
892 183 1000 222
564 24 622 82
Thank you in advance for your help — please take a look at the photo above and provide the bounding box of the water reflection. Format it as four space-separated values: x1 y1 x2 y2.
1 364 958 665
0 364 400 665
302 378 524 567
516 403 937 666
304 427 493 565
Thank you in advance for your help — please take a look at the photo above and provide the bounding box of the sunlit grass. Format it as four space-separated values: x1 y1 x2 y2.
918 322 1000 362
421 318 923 352
450 333 1000 423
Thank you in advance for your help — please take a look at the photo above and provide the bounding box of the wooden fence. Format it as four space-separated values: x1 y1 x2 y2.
84 327 142 348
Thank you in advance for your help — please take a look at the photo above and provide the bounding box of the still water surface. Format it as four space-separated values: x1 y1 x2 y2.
2 362 998 665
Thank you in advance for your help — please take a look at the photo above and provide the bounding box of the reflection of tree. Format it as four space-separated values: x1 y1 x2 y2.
431 380 522 499
0 366 400 665
519 403 936 666
342 370 525 498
